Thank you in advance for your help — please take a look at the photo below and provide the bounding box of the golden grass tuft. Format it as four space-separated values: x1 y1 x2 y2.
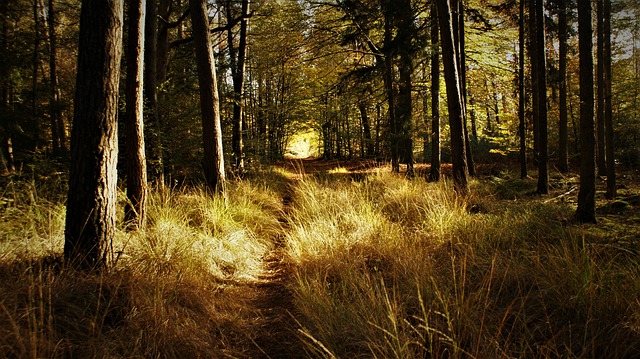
284 172 640 358
2 166 639 358
0 176 283 358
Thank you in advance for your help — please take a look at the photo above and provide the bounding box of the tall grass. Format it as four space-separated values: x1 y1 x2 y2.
285 172 640 358
2 167 639 358
0 175 283 358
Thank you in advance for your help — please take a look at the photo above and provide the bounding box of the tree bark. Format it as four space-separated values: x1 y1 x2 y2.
156 0 172 85
396 0 414 176
228 0 249 174
32 0 40 151
64 0 123 270
124 0 148 229
558 0 568 173
575 0 596 223
430 2 441 182
534 0 548 194
519 0 527 178
381 1 398 172
257 75 266 158
596 0 606 175
46 0 66 155
604 0 615 199
144 0 164 187
359 102 373 157
457 0 475 177
1 1 16 175
190 0 227 197
528 0 539 167
436 0 468 193
469 91 477 143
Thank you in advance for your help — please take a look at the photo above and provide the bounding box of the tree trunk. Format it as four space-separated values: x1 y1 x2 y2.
124 0 148 229
156 0 171 85
534 0 548 194
604 0 615 198
528 0 539 167
422 84 429 163
32 0 40 151
47 0 66 155
257 75 266 158
375 103 381 157
1 1 15 175
469 91 477 143
457 0 475 177
190 0 227 197
430 2 441 182
519 0 527 178
381 1 398 172
558 0 568 173
2 136 15 175
575 0 596 223
228 0 249 174
596 0 606 175
396 0 414 176
145 0 164 187
436 0 468 193
359 102 373 157
64 0 123 270
345 105 352 159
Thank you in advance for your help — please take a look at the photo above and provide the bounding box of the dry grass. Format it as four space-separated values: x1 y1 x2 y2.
0 174 284 358
1 163 639 358
284 170 640 358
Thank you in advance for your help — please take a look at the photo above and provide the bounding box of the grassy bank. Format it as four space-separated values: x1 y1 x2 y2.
0 172 284 358
285 171 640 358
1 165 639 358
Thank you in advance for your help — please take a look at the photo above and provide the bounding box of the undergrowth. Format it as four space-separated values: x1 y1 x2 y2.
1 166 639 358
285 171 640 358
0 174 283 358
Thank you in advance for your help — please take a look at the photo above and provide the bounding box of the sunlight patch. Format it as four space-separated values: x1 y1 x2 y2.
286 129 319 159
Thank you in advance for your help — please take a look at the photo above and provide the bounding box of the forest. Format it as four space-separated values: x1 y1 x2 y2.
1 0 640 357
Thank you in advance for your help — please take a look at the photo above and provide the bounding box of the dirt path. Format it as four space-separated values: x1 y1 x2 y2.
249 184 306 358
248 241 303 358
223 176 307 358
223 159 379 357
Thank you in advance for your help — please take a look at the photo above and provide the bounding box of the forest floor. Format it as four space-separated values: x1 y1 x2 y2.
1 158 639 358
225 157 640 357
220 158 389 357
225 172 306 358
241 158 640 358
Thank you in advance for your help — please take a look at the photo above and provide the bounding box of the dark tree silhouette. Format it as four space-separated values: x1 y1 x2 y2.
576 0 597 223
519 0 527 178
396 0 415 176
190 0 227 197
558 0 569 173
227 0 250 174
47 0 67 155
603 0 615 198
596 0 606 176
534 0 548 194
436 0 468 193
124 0 148 229
430 2 441 182
144 0 164 187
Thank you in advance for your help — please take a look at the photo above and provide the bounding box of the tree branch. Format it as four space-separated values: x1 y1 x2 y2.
169 11 253 48
160 8 190 29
